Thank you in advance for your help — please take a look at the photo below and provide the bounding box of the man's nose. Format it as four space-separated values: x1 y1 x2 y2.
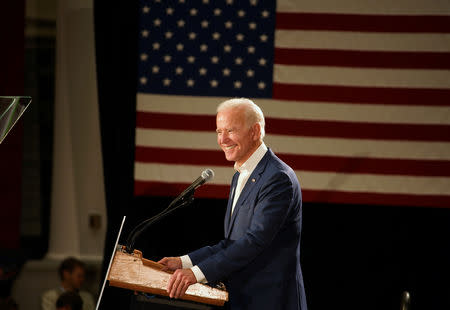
219 133 229 144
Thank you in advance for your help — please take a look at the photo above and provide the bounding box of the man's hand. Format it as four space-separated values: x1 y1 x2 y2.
157 257 182 272
167 269 196 299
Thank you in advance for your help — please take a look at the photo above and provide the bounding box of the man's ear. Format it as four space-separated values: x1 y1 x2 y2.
252 123 261 141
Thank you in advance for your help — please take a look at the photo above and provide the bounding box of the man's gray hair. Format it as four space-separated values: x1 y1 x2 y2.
217 98 265 140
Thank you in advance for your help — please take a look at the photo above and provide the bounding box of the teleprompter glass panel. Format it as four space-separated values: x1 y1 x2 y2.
0 96 32 144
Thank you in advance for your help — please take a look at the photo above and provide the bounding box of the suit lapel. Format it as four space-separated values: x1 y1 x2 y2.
224 171 239 237
226 151 271 238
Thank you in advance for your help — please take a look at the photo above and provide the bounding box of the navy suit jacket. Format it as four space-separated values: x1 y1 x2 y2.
188 149 307 310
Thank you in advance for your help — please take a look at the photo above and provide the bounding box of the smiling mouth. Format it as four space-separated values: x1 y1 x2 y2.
223 145 236 150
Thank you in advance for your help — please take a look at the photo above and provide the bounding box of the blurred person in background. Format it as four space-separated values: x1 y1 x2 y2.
41 257 94 310
56 292 83 310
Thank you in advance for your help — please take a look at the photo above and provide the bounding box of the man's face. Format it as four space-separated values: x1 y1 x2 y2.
65 266 85 291
216 107 260 167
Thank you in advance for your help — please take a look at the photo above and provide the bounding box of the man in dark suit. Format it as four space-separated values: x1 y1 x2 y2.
159 98 307 310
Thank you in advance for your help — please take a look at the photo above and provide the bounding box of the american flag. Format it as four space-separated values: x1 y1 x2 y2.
135 0 450 208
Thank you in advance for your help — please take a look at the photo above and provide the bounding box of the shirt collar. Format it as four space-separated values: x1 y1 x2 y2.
234 142 268 174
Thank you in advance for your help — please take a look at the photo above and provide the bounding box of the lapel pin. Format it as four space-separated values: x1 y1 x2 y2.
251 178 256 182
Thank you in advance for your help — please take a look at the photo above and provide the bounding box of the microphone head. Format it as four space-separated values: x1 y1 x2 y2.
201 169 215 182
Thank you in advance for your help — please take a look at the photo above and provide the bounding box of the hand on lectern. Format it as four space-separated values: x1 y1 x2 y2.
167 269 196 299
158 257 182 272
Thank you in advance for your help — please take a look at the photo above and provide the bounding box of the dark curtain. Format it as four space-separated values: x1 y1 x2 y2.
93 1 138 307
93 2 450 309
0 1 25 250
0 1 25 302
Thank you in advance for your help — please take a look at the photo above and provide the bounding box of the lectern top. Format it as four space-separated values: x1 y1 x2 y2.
108 248 228 306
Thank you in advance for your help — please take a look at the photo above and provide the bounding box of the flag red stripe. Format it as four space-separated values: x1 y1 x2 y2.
136 111 214 131
268 118 450 141
134 181 229 199
136 112 450 141
136 147 228 166
134 181 450 208
272 83 450 106
303 190 450 208
275 12 450 33
135 147 450 177
274 48 450 69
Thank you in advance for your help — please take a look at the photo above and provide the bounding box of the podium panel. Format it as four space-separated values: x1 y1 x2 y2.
108 248 228 307
130 294 215 310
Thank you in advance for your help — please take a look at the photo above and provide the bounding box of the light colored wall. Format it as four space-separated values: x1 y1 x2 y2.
13 0 107 309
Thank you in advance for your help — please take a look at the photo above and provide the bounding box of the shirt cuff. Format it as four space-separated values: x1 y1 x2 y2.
191 265 207 283
180 255 193 268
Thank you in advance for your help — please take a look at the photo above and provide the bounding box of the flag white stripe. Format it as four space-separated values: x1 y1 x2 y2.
135 128 450 161
277 0 450 15
136 94 450 125
275 30 450 52
134 163 450 196
274 65 450 89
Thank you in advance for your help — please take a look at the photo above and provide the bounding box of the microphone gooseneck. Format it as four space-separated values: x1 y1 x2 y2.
125 169 214 253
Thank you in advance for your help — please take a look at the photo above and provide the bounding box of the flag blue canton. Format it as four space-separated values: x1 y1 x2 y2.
138 0 275 98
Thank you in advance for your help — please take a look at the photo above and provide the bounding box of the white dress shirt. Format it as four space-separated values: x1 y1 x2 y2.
231 142 268 214
181 142 268 283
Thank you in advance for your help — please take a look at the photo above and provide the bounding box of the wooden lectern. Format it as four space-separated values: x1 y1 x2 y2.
107 247 228 307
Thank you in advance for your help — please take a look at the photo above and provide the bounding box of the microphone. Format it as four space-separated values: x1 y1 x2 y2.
400 291 410 310
177 169 215 200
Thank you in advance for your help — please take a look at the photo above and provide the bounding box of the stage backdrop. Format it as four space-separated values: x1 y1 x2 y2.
94 1 450 309
134 0 450 208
